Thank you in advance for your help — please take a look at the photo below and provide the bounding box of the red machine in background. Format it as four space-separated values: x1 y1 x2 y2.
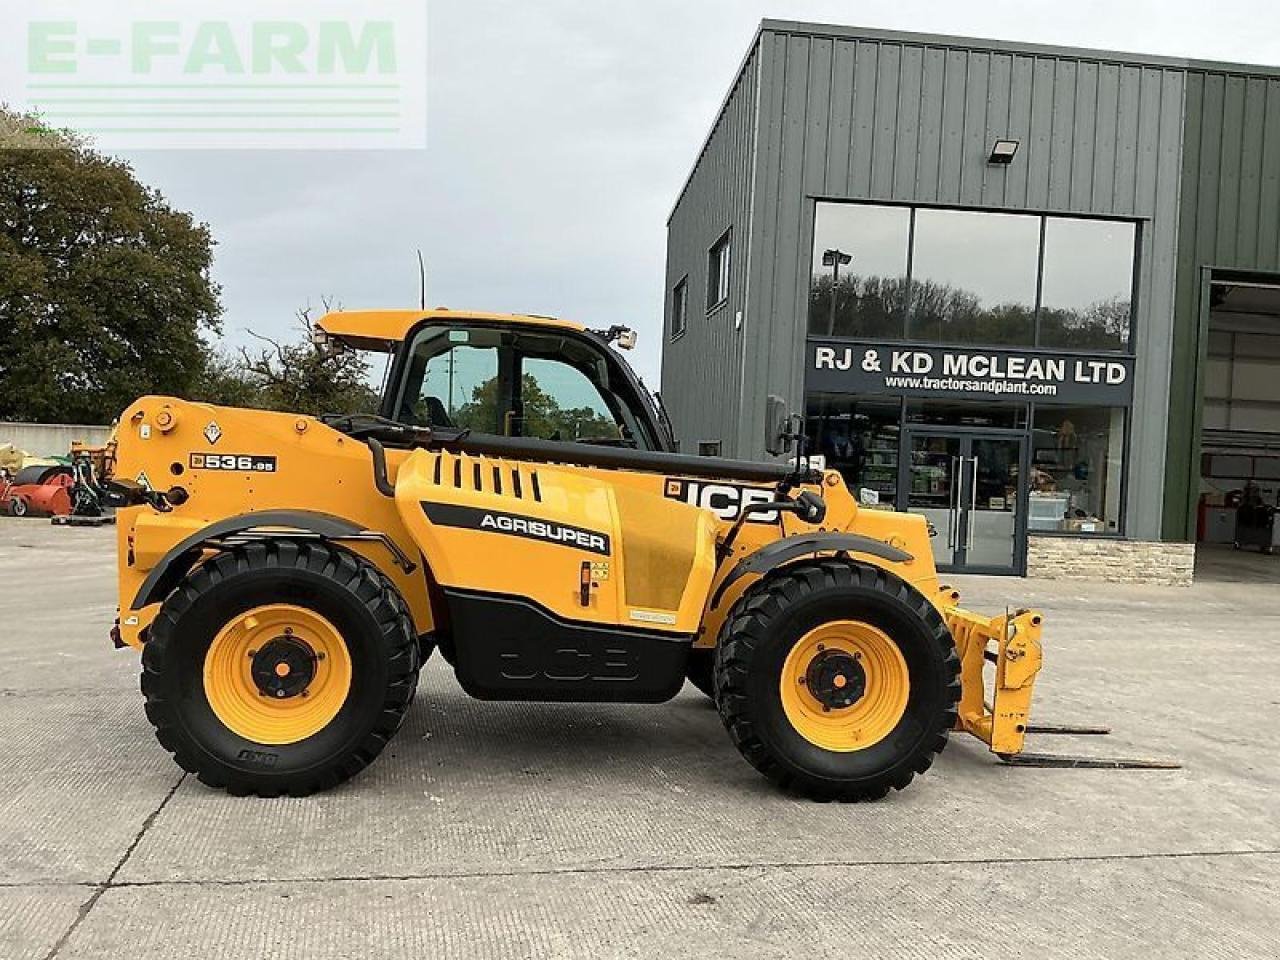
1 452 106 519
0 465 75 517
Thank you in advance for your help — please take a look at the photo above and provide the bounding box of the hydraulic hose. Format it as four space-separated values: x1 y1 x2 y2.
367 438 396 498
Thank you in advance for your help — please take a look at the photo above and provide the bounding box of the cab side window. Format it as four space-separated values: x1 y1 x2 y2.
517 357 622 443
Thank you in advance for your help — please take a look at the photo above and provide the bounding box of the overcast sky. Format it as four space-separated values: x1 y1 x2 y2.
118 0 1280 385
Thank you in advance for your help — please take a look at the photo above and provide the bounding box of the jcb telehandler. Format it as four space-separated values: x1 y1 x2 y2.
103 309 1130 800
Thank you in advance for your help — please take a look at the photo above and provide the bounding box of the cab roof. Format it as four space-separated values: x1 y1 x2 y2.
316 309 585 351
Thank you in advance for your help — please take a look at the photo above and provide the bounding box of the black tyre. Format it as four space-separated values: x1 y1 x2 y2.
9 496 27 518
714 559 959 801
685 648 716 700
142 540 419 796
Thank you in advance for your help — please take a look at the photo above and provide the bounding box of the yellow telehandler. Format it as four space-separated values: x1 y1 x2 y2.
104 309 1167 799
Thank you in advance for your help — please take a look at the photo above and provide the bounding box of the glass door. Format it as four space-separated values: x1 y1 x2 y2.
901 431 1026 574
904 433 963 569
964 435 1024 573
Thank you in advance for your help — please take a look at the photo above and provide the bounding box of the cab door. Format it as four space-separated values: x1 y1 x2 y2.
386 321 658 450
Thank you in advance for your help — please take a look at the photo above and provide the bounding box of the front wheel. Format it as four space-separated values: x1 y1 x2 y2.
9 496 27 517
142 540 419 796
715 560 959 801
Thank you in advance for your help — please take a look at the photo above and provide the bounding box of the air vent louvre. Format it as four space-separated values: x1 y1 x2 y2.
427 452 540 501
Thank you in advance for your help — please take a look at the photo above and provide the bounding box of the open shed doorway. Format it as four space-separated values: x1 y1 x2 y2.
1196 279 1280 583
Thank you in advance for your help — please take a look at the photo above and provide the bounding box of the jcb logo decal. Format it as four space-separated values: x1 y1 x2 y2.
664 479 778 524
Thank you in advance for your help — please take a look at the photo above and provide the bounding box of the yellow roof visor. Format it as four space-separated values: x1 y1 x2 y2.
315 309 586 352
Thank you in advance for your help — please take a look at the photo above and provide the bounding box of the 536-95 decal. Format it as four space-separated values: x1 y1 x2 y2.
190 453 278 473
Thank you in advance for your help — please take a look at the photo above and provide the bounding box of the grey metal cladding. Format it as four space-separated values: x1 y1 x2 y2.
1163 70 1280 539
660 45 760 456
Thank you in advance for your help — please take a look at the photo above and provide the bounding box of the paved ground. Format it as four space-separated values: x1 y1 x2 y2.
1 518 1277 959
1196 542 1280 584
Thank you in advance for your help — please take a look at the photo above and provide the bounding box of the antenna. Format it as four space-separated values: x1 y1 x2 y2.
416 249 426 310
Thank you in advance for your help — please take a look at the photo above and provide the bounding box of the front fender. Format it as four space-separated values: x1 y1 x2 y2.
708 532 914 611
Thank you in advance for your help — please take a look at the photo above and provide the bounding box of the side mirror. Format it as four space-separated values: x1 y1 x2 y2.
764 395 790 456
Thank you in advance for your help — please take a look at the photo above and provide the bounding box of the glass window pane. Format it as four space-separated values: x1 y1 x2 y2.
909 209 1039 346
1030 406 1125 535
671 277 688 339
1039 218 1135 351
402 336 500 432
808 203 910 339
520 357 623 443
805 393 902 509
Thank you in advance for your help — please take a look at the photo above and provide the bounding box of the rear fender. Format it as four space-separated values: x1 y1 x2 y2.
118 509 434 649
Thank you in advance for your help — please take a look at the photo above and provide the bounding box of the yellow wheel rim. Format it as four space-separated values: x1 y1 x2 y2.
779 620 910 752
203 604 353 746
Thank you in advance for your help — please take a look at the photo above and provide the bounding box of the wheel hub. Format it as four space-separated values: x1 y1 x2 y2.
804 649 866 710
250 636 318 700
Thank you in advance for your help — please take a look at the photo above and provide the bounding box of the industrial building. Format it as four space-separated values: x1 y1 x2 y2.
661 20 1280 578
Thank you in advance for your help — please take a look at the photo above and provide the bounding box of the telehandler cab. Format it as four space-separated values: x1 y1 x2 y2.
104 309 1165 800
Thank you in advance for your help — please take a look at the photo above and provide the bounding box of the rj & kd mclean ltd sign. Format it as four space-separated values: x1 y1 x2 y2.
806 339 1135 406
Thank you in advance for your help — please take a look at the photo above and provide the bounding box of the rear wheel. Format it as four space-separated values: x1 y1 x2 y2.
142 540 419 796
714 560 959 801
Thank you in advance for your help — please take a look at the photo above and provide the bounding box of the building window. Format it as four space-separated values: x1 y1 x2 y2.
671 276 689 340
805 394 903 509
1039 218 1136 351
698 440 722 457
1029 406 1126 535
708 229 731 310
809 203 910 339
909 208 1039 345
807 202 1137 352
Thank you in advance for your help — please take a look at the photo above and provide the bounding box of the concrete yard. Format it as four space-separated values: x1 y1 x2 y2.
1 518 1277 959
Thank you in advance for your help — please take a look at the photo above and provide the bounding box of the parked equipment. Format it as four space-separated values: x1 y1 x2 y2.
0 451 108 519
103 309 1175 799
1234 482 1278 554
1 464 74 517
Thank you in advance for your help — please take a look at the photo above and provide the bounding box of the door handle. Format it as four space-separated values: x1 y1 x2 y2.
966 457 979 551
948 456 960 551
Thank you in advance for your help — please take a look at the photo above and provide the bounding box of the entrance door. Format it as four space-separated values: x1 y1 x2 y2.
902 431 1026 574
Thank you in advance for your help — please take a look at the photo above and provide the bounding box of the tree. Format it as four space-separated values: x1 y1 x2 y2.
453 373 619 441
0 109 221 424
201 301 380 417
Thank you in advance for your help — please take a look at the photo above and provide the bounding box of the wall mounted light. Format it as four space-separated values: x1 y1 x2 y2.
821 248 852 269
988 139 1020 164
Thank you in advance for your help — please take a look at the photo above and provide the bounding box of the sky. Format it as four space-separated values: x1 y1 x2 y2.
112 0 1280 386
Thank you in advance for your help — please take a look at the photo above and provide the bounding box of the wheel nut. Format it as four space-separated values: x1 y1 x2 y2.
247 649 257 658
316 652 326 661
283 627 293 636
817 643 825 652
301 690 309 698
275 689 286 698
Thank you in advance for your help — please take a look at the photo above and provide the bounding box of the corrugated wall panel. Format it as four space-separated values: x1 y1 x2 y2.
732 28 1185 539
660 45 761 454
1163 71 1280 539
